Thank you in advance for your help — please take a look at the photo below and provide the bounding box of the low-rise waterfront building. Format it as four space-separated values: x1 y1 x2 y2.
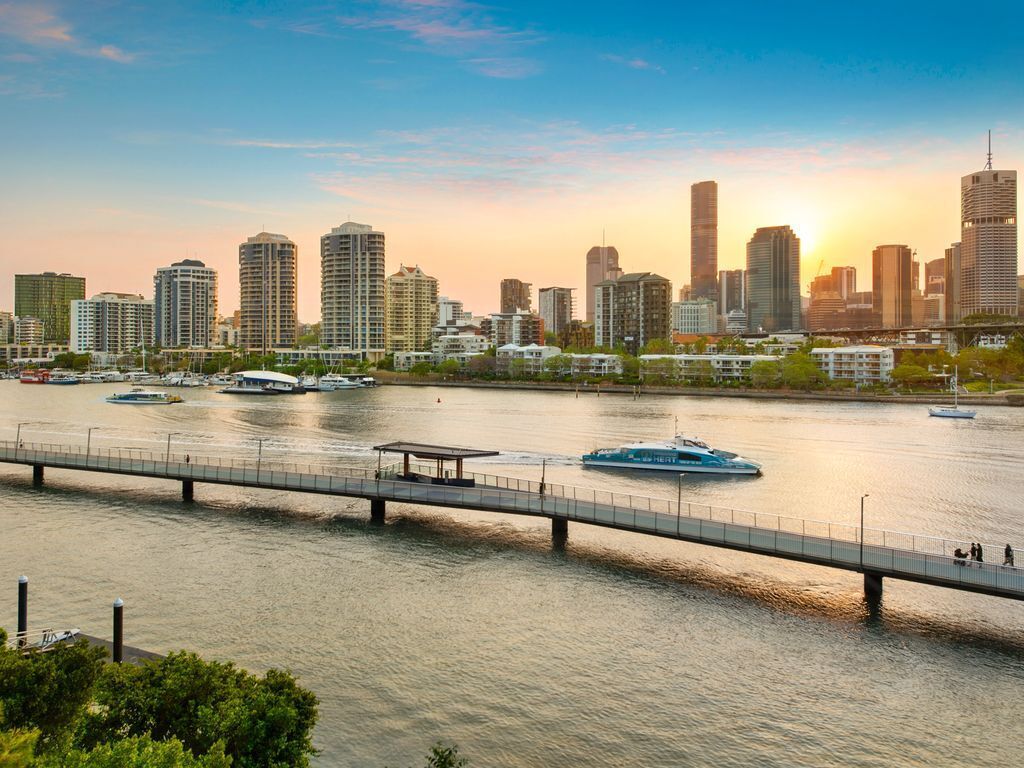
810 345 894 384
481 312 545 347
567 353 623 377
0 343 69 365
394 351 438 371
639 353 781 383
433 333 491 358
496 343 561 375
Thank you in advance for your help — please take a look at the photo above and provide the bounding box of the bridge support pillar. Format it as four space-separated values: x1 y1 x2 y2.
551 516 568 543
370 498 385 525
182 481 194 502
32 465 43 486
864 572 883 600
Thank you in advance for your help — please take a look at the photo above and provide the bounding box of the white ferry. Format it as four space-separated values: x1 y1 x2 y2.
583 435 762 475
106 388 184 405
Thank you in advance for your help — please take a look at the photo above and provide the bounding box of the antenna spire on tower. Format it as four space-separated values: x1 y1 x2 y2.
985 129 993 170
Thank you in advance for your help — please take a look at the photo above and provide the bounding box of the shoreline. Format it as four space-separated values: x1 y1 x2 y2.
377 376 1023 406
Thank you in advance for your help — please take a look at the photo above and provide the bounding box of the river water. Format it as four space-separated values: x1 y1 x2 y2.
1 381 1022 766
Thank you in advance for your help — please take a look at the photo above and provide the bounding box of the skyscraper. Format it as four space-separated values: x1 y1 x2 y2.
831 266 857 300
717 269 746 315
594 272 672 355
537 287 574 335
321 222 386 359
500 278 532 313
944 242 962 324
585 245 620 323
745 226 801 332
872 244 913 328
960 157 1017 317
385 264 438 353
154 259 218 348
924 258 946 297
690 181 718 302
14 272 86 342
70 293 154 354
239 232 298 353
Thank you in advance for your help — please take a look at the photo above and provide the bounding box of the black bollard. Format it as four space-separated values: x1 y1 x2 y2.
112 598 124 663
17 575 27 648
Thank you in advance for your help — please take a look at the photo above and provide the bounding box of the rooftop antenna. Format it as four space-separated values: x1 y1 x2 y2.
985 129 993 171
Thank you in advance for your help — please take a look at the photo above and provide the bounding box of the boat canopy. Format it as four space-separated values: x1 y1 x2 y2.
236 370 299 385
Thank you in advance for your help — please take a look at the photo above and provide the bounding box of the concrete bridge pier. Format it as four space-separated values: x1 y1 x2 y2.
552 516 568 544
32 465 43 486
370 498 385 525
182 481 194 502
864 572 883 599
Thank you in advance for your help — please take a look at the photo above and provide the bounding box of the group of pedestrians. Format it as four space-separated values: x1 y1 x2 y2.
951 542 1015 567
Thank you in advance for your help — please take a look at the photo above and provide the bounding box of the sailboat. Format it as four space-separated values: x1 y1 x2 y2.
929 366 976 419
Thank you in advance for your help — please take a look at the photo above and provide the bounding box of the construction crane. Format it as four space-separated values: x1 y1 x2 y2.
807 259 826 294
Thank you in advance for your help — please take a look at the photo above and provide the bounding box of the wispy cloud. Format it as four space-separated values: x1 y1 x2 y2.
602 54 666 75
0 2 137 64
220 138 359 150
462 57 541 79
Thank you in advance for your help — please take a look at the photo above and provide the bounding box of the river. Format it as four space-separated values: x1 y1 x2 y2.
1 381 1022 766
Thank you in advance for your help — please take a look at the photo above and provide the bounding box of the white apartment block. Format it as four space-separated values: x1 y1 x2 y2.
154 259 218 348
672 299 717 334
71 293 155 354
810 345 894 383
14 316 44 345
640 354 781 383
496 343 561 374
567 353 623 377
394 351 437 371
433 333 491 358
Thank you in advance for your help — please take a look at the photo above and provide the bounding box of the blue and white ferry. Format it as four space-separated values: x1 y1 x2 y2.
582 435 762 475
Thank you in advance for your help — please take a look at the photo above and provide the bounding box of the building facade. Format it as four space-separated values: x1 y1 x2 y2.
944 242 961 324
496 344 561 375
745 226 801 333
960 167 1018 317
500 278 532 314
0 311 11 344
924 258 945 297
585 245 620 323
239 232 298 353
640 353 781 383
872 244 913 328
671 299 717 334
810 345 894 384
385 264 438 353
14 316 44 345
690 180 718 301
70 293 155 354
718 269 746 316
14 272 86 342
321 222 385 359
537 287 574 335
481 312 544 347
594 272 672 355
154 259 218 348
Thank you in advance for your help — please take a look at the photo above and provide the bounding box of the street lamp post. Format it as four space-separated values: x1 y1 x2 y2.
540 458 546 496
15 422 27 459
256 439 264 483
677 473 684 515
86 427 97 459
860 493 870 568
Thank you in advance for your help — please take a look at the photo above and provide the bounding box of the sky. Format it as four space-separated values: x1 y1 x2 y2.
1 0 1022 321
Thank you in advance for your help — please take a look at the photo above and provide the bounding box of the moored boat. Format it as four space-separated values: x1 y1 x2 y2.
106 388 184 404
583 434 762 475
928 365 976 419
19 370 50 384
218 370 304 394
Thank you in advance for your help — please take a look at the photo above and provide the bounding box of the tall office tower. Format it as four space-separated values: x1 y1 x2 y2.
924 258 946 296
872 244 913 328
745 226 801 332
717 269 746 314
944 242 962 323
0 311 11 344
537 287 575 335
961 153 1018 316
321 222 385 359
70 293 155 354
14 272 86 342
831 266 857 300
594 272 672 355
690 180 718 301
154 259 218 348
500 278 532 313
239 232 298 354
671 299 717 334
385 264 438 353
585 245 620 323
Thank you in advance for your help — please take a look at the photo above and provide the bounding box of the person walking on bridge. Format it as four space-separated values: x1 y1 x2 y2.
1004 544 1014 567
969 543 977 562
976 542 984 563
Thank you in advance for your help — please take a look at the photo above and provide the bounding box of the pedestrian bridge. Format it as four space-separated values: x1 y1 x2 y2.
1 440 1021 602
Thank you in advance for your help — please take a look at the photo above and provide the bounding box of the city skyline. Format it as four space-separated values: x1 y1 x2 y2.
1 1 1022 320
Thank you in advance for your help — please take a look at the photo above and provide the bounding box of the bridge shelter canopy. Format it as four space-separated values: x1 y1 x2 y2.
373 442 499 483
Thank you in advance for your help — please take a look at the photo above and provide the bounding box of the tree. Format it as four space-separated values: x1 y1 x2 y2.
466 355 495 377
423 742 469 768
409 362 433 377
435 359 460 376
748 360 780 388
779 352 825 390
38 736 231 768
891 363 932 389
376 355 395 371
640 338 675 355
543 354 570 377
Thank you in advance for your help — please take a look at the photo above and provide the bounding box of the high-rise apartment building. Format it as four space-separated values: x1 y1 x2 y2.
71 293 155 354
239 232 298 353
385 265 438 353
537 287 574 335
718 269 746 315
0 311 11 344
594 272 672 355
690 181 718 301
672 299 717 334
321 222 386 359
961 164 1018 317
14 272 86 342
437 297 465 326
14 316 44 345
500 278 532 313
585 245 620 323
745 226 801 332
944 242 962 324
480 312 545 347
831 267 857 300
154 259 218 348
872 244 913 328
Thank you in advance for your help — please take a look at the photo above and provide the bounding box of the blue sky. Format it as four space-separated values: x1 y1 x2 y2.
1 0 1022 318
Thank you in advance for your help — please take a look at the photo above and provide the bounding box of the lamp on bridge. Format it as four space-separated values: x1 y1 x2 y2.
860 493 870 568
